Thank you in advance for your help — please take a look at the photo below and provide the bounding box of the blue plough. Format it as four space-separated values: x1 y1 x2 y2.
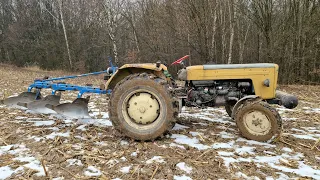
27 57 118 99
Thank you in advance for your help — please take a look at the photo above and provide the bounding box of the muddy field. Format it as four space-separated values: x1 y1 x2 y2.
0 65 319 180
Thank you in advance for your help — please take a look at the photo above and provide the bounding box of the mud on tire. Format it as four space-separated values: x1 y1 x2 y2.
235 100 282 142
108 73 178 141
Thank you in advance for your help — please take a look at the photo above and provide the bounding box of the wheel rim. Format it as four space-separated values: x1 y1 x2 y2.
123 89 161 126
243 110 271 135
127 92 160 124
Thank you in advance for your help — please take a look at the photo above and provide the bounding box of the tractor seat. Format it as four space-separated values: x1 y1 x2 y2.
203 63 276 70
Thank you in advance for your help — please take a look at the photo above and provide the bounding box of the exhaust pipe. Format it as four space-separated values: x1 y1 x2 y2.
276 90 298 109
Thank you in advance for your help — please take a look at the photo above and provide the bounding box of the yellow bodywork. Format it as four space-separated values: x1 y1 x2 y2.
106 62 279 99
105 63 168 90
187 64 279 99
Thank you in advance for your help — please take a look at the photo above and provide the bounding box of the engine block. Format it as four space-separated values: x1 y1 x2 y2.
185 80 251 107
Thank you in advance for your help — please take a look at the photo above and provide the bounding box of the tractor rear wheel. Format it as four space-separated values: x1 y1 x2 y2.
234 100 282 142
109 73 177 141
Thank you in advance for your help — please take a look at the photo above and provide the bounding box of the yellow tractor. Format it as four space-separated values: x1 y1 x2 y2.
2 56 297 142
106 55 298 142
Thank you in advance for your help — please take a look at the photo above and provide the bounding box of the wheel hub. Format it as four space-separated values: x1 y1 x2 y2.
127 92 160 124
243 110 271 135
139 107 146 113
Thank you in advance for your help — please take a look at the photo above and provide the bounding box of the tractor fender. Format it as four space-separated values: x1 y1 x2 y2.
105 63 168 90
231 95 260 118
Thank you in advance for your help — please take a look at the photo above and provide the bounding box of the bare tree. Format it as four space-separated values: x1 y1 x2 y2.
103 0 125 64
58 0 72 69
227 0 235 64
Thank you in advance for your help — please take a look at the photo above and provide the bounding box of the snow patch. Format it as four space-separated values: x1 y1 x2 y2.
106 159 119 166
290 128 306 133
29 120 55 126
305 108 320 114
84 166 102 177
0 145 14 155
174 174 192 180
212 141 235 149
29 136 43 142
236 138 276 148
146 156 165 164
0 166 21 180
218 149 319 179
15 116 27 120
268 161 320 179
282 147 293 153
290 134 317 141
218 151 234 156
0 144 47 176
76 124 87 131
192 122 208 126
219 131 235 139
277 107 295 112
76 118 112 127
235 172 259 180
120 140 129 146
22 159 46 176
67 159 83 167
94 119 112 127
171 134 210 150
235 146 255 155
169 143 186 149
189 131 202 137
176 162 192 174
46 131 70 139
120 166 131 174
173 123 190 130
282 117 298 121
52 177 65 180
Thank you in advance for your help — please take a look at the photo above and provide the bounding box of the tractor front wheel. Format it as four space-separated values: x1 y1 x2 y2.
109 73 177 141
234 101 282 142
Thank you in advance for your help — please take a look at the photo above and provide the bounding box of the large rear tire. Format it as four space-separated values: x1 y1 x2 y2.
109 73 178 141
235 100 282 142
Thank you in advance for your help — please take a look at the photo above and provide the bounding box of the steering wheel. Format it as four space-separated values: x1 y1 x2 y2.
171 55 190 65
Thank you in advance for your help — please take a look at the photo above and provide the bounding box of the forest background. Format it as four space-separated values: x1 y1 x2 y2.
0 0 319 84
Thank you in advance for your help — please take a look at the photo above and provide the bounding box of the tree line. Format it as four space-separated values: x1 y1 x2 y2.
0 0 319 84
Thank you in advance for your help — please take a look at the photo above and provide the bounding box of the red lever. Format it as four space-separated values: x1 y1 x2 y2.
171 55 190 65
